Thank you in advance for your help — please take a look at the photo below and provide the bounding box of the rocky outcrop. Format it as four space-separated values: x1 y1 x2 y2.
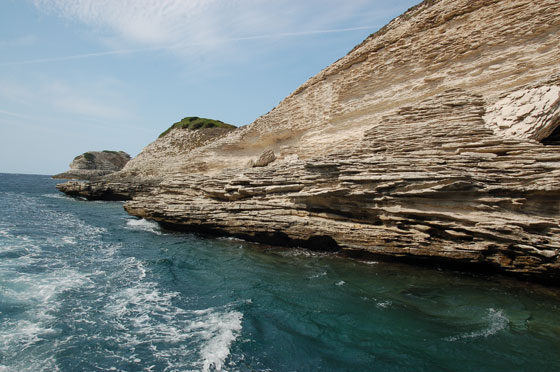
60 0 560 284
250 149 276 167
125 88 560 283
53 151 131 180
56 123 236 199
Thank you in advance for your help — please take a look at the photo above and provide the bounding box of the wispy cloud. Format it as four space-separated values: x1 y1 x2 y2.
0 24 379 67
0 109 29 119
29 0 376 57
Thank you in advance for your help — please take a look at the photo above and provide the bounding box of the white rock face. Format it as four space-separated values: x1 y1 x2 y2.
484 85 560 141
59 0 560 283
70 151 130 171
53 151 131 180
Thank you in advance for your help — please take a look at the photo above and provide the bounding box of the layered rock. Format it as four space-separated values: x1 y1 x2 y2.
60 0 560 283
53 151 131 180
56 123 236 199
125 88 560 283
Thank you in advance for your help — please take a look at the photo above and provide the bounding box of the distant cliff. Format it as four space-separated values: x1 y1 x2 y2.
53 151 131 180
56 119 236 199
58 0 560 284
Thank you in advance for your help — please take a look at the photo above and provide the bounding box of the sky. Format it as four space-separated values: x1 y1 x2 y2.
0 0 419 175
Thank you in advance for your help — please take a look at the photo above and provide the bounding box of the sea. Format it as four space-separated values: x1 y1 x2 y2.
0 173 559 372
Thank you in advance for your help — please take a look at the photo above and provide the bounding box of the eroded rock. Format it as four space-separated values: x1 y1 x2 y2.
58 0 560 284
53 151 131 180
252 149 276 167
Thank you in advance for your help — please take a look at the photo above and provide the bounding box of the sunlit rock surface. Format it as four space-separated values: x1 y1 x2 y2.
59 0 560 283
53 151 131 180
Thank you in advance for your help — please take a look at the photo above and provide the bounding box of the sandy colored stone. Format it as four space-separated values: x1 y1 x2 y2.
58 0 560 284
252 149 276 167
53 151 131 180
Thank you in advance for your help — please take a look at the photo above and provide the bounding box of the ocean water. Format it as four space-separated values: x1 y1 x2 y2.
0 173 559 372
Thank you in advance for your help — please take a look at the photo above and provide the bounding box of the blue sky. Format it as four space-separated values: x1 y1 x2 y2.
0 0 419 175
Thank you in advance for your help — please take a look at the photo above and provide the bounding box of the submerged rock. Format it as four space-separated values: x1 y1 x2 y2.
58 0 560 284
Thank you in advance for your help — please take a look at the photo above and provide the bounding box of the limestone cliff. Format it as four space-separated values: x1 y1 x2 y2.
56 121 236 199
53 151 131 180
58 0 560 284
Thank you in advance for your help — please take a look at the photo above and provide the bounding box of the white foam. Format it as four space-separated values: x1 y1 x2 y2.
41 193 72 200
0 268 89 369
2 191 249 370
445 308 509 342
61 236 77 245
376 300 392 309
335 280 345 286
310 271 327 279
197 310 243 372
0 191 112 371
103 266 245 372
278 248 328 258
217 236 245 242
125 219 162 235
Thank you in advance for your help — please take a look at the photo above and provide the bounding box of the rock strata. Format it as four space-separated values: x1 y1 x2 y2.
59 0 560 284
53 151 131 180
57 123 236 199
252 149 276 167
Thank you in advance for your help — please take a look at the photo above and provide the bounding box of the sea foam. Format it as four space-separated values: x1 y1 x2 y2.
198 310 243 372
125 218 162 235
445 308 509 342
102 255 244 371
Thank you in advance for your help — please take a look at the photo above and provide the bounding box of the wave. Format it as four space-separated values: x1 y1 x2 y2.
102 256 244 371
0 192 107 371
277 248 330 258
445 308 509 342
377 300 392 309
198 309 243 372
310 271 327 279
0 267 90 371
125 218 162 235
41 193 72 200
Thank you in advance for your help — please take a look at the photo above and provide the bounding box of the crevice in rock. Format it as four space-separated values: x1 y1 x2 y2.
541 123 560 145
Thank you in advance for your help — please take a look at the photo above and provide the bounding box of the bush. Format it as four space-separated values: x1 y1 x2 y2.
158 117 236 138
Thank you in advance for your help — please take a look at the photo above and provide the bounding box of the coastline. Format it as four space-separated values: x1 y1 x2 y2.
56 0 560 286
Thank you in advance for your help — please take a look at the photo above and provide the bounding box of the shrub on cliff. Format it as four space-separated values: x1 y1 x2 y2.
159 117 236 138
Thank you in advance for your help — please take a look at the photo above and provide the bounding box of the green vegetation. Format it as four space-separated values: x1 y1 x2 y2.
82 152 95 162
158 116 236 138
72 152 93 161
102 150 120 154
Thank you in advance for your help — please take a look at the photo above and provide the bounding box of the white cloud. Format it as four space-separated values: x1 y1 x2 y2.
32 0 236 46
31 0 376 52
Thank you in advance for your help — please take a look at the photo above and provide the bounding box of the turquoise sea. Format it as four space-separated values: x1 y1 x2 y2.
1 173 559 372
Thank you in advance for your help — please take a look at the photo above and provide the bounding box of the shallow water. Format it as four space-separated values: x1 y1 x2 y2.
0 173 559 372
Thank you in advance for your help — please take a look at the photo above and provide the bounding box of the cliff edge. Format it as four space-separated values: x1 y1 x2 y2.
58 0 560 284
53 151 131 180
